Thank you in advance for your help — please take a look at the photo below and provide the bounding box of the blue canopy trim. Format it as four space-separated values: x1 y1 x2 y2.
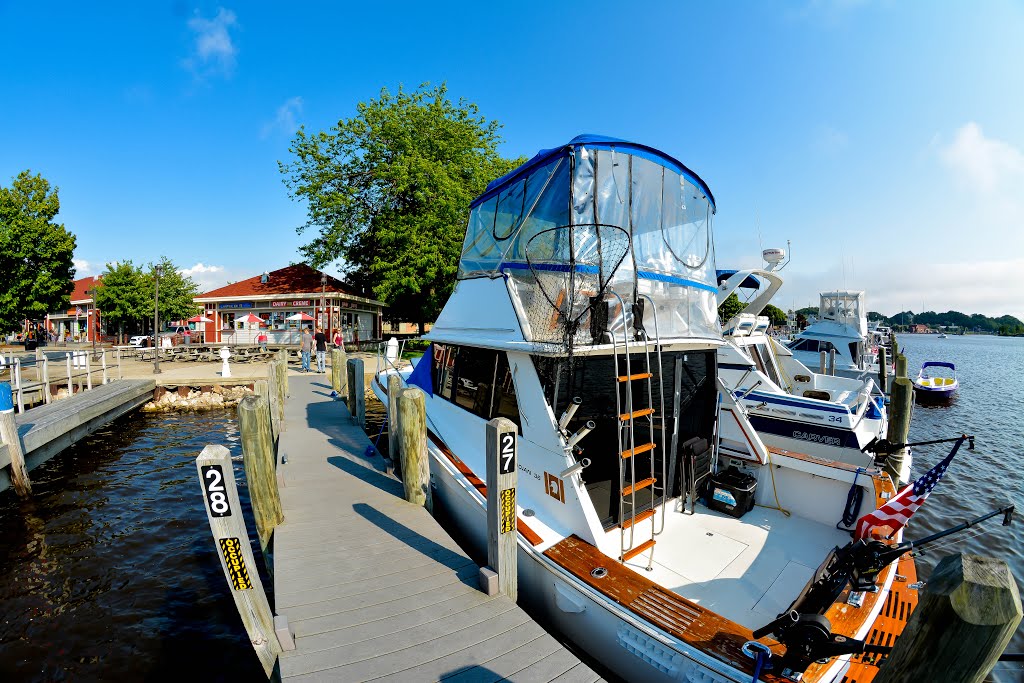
716 270 761 289
498 261 717 293
471 134 715 211
921 361 956 370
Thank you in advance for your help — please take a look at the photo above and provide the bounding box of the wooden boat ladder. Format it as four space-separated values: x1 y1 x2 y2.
606 291 666 570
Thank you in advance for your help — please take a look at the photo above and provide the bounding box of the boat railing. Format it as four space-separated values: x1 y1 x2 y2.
374 338 411 379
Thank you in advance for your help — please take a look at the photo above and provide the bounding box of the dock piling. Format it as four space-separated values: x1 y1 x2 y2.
828 348 836 376
346 358 365 428
485 417 518 601
14 359 23 413
398 387 430 511
42 357 50 404
885 376 913 483
387 373 403 472
65 353 73 395
195 444 281 677
895 352 908 379
101 351 108 384
0 383 32 497
85 353 92 391
875 552 1022 683
238 394 284 559
878 346 888 395
819 350 827 374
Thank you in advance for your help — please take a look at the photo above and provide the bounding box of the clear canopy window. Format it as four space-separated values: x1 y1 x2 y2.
457 136 720 342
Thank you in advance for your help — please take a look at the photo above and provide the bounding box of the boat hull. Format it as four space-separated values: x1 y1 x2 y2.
913 381 958 404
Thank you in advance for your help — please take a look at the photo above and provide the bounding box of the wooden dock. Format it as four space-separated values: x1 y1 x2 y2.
273 374 602 682
0 378 155 492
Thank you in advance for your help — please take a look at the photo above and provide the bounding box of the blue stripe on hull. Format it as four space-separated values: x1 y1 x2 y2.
748 415 861 450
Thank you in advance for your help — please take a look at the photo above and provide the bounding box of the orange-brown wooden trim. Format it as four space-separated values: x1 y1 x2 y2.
544 535 790 681
837 553 919 682
425 429 544 547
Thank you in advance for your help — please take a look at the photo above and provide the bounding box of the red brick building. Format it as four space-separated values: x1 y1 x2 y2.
194 264 385 346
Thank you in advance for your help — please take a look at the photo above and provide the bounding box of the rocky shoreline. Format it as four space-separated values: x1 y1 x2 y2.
141 384 255 413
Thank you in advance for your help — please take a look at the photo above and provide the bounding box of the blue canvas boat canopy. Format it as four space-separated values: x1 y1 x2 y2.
921 361 956 370
472 134 716 211
456 134 721 343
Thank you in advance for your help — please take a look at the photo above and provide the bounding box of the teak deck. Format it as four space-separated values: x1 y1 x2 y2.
273 375 602 682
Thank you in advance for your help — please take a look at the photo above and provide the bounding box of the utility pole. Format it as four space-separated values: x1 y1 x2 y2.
153 265 162 375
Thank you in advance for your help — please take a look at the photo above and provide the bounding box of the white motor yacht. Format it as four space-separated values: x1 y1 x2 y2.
714 265 908 483
787 291 891 388
374 135 916 683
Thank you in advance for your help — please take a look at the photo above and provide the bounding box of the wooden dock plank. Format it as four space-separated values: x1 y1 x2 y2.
274 374 602 682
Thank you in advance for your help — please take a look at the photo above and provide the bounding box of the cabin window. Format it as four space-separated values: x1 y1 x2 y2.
432 343 520 426
492 353 520 425
433 343 459 401
849 342 860 363
453 347 499 419
790 338 817 352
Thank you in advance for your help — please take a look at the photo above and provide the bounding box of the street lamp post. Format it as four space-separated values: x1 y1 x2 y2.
153 265 162 375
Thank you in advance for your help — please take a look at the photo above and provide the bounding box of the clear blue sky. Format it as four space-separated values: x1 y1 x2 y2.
3 1 1022 319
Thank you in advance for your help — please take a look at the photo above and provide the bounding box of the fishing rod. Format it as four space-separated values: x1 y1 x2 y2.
750 503 1015 678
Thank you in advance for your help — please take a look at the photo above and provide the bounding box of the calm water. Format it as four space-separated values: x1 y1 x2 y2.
0 337 1021 680
0 411 266 681
899 335 1024 679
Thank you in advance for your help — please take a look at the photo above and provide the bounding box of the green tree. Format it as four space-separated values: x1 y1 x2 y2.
718 293 746 324
150 257 201 325
279 83 524 333
0 171 76 333
94 261 153 340
763 304 787 327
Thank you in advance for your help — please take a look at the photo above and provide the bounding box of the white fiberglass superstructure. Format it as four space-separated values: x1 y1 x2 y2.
714 265 908 483
787 291 889 385
373 136 913 683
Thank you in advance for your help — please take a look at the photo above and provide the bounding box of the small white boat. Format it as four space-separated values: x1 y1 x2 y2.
374 135 919 683
937 333 947 339
913 361 958 403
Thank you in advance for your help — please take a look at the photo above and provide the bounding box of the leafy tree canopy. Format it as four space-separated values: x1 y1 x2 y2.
95 261 153 332
763 304 787 327
150 256 201 325
0 171 76 333
718 293 746 324
279 83 524 332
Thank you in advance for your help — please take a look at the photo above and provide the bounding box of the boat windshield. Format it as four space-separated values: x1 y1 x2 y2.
457 141 719 342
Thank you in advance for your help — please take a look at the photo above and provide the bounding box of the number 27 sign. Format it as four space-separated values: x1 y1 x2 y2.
499 433 516 474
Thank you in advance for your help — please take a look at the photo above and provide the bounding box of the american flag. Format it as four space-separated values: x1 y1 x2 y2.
854 435 965 541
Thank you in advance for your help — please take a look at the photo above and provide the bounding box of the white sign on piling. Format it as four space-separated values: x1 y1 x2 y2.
195 444 282 676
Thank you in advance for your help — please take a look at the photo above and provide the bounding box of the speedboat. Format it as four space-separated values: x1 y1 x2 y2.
787 291 891 389
714 265 905 482
913 361 958 403
373 135 917 682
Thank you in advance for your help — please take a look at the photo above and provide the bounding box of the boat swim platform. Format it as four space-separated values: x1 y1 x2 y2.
273 375 603 682
0 378 156 494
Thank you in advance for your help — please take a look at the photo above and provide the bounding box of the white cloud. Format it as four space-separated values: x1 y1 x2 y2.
940 122 1024 194
178 262 231 292
183 8 239 79
73 258 98 277
777 257 1024 322
261 96 303 139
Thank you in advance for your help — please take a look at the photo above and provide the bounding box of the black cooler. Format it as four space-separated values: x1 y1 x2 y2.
707 466 757 518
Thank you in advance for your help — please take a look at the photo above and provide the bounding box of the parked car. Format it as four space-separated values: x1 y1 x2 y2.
129 335 151 347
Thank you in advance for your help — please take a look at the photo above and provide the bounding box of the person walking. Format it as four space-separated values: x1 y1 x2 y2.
314 326 328 373
300 327 313 373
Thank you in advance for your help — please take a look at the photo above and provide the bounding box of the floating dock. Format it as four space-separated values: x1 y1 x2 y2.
272 375 602 682
0 378 155 493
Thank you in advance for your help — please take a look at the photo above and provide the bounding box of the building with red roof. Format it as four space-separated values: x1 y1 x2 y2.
194 263 385 345
46 275 103 342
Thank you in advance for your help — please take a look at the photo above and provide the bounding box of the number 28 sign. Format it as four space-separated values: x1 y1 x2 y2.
499 432 516 474
201 464 233 517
